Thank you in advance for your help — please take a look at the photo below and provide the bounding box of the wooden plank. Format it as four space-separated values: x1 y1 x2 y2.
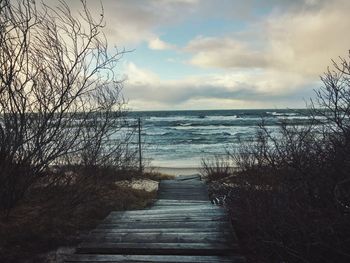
103 217 228 223
105 214 226 221
96 221 228 229
106 212 226 218
105 212 226 220
66 254 246 263
87 232 234 240
157 198 209 201
108 210 223 216
110 206 222 213
102 219 229 225
107 208 224 214
157 195 208 197
155 200 210 203
106 212 224 219
91 228 228 234
85 234 234 244
90 231 229 238
153 203 212 206
103 217 224 222
76 242 239 255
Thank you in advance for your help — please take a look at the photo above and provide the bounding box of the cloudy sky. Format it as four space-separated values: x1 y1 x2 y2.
60 0 350 110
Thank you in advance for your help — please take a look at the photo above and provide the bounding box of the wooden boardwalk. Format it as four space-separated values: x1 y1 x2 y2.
66 175 245 262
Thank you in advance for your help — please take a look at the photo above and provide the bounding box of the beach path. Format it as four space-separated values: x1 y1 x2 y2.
65 175 245 262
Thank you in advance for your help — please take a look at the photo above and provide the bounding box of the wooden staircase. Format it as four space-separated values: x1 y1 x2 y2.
65 175 245 262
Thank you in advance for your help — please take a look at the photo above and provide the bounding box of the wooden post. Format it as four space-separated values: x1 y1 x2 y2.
138 117 142 173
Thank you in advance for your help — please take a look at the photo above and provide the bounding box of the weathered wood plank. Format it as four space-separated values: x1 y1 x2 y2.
85 235 234 244
96 222 228 230
109 207 223 216
66 254 246 263
155 200 210 203
87 232 234 239
153 203 212 206
103 218 228 224
105 213 226 220
91 228 228 234
103 219 228 224
105 215 226 223
108 210 223 216
76 242 239 255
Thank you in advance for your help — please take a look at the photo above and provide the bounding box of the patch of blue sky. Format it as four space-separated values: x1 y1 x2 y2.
159 17 248 46
125 43 223 80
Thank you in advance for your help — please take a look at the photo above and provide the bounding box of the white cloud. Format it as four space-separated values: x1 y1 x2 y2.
148 37 175 50
186 36 267 69
124 62 160 86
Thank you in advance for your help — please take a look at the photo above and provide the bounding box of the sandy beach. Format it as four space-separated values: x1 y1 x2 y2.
146 167 201 176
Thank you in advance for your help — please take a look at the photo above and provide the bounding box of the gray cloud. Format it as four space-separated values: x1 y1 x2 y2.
185 36 268 69
122 62 316 109
185 0 350 78
124 79 316 110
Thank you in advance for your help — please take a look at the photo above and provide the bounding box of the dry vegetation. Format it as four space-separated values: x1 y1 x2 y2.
202 54 350 262
0 178 156 263
0 1 157 262
141 171 175 181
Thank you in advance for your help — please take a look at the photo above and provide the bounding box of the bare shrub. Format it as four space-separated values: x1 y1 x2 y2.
200 155 233 182
204 54 350 262
0 0 131 217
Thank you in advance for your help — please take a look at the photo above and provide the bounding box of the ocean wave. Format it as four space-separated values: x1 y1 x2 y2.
146 114 259 124
145 131 169 136
205 115 239 121
173 125 213 130
266 111 299 117
193 131 232 136
148 116 201 122
179 123 192 126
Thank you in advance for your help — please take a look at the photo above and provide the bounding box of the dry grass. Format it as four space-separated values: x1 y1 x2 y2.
0 183 156 263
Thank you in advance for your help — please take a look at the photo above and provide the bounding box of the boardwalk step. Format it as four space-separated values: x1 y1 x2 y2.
91 228 229 234
106 212 226 220
66 176 244 262
103 217 228 224
76 242 239 255
155 200 211 203
87 232 235 239
85 235 234 244
96 222 229 230
109 207 223 215
66 254 246 262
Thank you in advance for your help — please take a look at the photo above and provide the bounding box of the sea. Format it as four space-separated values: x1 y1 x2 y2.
128 109 314 169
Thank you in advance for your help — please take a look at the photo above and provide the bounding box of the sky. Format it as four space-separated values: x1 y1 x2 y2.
48 0 350 110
